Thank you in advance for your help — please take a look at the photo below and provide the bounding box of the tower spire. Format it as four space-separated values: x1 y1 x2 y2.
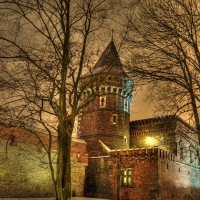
83 40 126 77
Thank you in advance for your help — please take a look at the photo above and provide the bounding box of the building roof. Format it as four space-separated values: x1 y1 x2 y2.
83 41 126 77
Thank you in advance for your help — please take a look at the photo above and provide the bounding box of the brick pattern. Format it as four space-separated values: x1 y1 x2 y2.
86 116 200 200
110 148 159 200
92 147 200 200
130 120 177 154
158 149 200 200
78 91 131 156
0 124 88 198
84 157 111 199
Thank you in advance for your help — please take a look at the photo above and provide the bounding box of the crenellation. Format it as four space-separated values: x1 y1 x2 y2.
130 115 176 127
159 149 176 162
97 85 132 97
1 39 200 200
82 42 200 200
109 147 165 160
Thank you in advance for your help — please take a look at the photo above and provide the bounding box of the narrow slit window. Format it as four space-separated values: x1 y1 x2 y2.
101 98 105 106
113 115 117 124
124 99 129 112
10 135 17 146
124 136 127 144
99 96 106 108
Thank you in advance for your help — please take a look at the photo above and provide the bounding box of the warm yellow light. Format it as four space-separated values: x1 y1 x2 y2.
146 137 154 146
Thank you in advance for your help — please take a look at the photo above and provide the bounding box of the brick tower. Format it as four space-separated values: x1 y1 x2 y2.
78 41 133 156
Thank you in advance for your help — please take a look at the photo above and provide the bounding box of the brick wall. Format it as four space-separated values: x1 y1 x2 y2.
78 93 130 156
158 149 200 200
0 124 88 198
110 148 159 200
107 147 200 200
78 72 133 157
130 116 177 154
130 116 198 157
84 156 111 199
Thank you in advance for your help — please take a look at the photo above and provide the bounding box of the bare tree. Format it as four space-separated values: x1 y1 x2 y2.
125 0 200 143
0 0 119 199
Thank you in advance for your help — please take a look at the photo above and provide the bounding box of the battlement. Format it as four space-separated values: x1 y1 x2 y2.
82 85 132 99
130 115 176 126
130 115 196 134
159 148 176 161
109 147 176 162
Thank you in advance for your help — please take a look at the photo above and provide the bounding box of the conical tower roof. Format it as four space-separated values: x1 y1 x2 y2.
83 41 126 77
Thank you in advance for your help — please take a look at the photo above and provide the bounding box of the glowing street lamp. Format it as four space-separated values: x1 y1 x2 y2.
146 136 154 147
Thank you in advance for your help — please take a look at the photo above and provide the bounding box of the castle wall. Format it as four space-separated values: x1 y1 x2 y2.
0 139 55 197
110 148 159 200
0 124 88 198
130 116 177 154
107 147 200 200
158 149 200 200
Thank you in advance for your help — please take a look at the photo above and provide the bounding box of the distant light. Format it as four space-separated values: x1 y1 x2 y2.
146 137 154 146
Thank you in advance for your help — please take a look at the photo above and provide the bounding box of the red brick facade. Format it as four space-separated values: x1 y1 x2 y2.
1 41 200 200
78 42 133 156
109 147 200 200
79 42 200 200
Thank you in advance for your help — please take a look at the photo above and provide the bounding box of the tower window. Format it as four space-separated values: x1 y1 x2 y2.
124 99 129 112
101 98 105 106
112 114 117 124
99 96 106 108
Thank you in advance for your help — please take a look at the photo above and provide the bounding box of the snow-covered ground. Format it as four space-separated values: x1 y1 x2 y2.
0 198 109 200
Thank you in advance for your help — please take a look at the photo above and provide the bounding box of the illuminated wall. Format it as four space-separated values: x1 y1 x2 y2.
159 149 200 200
130 115 198 156
0 139 55 197
0 124 88 198
108 147 200 200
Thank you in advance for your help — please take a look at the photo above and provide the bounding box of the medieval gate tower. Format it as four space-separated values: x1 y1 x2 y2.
78 41 133 156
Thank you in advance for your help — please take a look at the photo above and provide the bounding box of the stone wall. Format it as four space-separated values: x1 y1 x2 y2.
71 138 88 197
0 139 55 197
0 124 88 198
